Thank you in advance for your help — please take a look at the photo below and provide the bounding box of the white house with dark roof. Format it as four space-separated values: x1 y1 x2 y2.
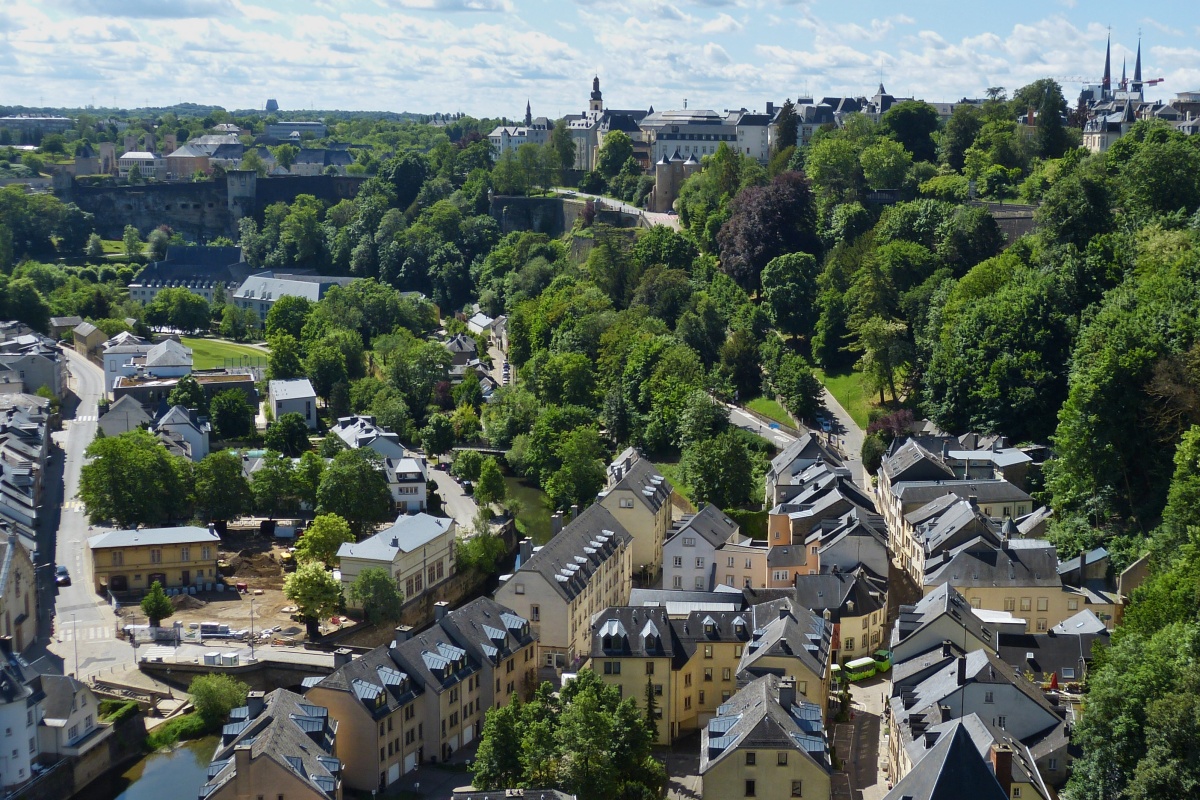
331 415 407 460
35 671 112 766
890 583 998 664
764 432 843 506
0 636 43 789
268 378 317 429
383 456 428 513
154 405 210 462
663 504 740 591
233 272 355 322
336 513 456 609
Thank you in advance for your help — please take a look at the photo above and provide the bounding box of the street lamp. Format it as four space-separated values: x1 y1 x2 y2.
71 613 79 679
249 597 256 660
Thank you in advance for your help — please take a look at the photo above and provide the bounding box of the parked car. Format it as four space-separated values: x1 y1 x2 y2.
55 565 71 586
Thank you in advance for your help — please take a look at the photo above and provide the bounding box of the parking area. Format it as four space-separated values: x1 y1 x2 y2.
662 732 702 800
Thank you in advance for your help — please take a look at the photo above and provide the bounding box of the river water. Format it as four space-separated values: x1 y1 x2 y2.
97 736 218 800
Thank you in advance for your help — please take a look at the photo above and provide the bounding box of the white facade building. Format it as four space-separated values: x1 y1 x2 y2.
267 378 317 429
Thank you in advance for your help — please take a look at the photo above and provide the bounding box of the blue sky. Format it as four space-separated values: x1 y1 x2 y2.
2 0 1197 117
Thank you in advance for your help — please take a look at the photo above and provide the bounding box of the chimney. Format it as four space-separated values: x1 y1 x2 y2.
924 731 938 749
968 495 978 510
780 605 790 621
234 743 253 776
990 743 1013 795
957 655 967 686
334 648 353 668
208 522 217 537
519 538 533 565
941 640 953 659
939 704 952 722
778 676 796 709
394 625 413 647
246 691 265 719
434 601 450 622
569 503 580 521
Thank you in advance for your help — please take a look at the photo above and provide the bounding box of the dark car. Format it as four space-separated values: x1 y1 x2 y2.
55 565 71 586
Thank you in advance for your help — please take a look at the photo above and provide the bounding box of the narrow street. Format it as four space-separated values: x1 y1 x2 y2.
821 387 867 488
32 347 129 680
727 403 799 449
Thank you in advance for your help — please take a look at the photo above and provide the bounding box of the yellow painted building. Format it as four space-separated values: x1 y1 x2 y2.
699 675 833 800
87 525 221 594
305 598 536 793
200 689 342 800
590 598 833 745
0 533 37 652
598 449 674 580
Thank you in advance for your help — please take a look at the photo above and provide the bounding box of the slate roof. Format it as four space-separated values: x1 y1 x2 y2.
601 454 672 515
768 433 842 480
443 334 477 354
891 584 996 653
72 321 98 338
38 673 87 725
882 439 955 483
433 597 535 670
143 339 192 368
893 480 1032 510
910 500 1002 561
998 610 1109 682
901 714 1051 800
508 503 632 602
202 689 340 800
883 722 1008 800
88 525 220 550
738 597 832 681
699 674 830 774
665 504 739 550
923 537 1062 589
792 566 887 621
337 513 454 562
50 316 83 328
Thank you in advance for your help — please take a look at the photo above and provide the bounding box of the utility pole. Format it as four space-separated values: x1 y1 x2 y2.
249 597 256 660
72 613 79 679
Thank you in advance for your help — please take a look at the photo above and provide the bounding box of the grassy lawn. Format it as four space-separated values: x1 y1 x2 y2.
100 239 125 253
182 337 267 370
747 396 794 428
813 368 874 431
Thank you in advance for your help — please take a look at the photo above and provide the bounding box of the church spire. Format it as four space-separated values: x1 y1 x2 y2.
1132 36 1143 92
525 99 532 127
1120 57 1126 92
1102 31 1112 95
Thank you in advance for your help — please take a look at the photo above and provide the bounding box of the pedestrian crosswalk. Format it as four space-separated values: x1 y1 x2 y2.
63 500 85 512
72 415 98 423
58 624 114 642
142 645 176 662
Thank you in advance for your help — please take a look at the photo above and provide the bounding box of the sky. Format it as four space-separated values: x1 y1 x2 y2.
1 0 1198 118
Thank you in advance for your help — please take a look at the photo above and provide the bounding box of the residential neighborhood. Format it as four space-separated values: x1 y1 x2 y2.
1 5 1199 800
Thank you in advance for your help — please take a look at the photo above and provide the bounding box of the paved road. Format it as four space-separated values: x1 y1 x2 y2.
847 676 892 800
727 404 799 448
36 348 130 680
821 387 867 488
428 466 479 531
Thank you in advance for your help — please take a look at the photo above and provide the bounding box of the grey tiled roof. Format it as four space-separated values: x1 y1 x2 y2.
793 566 887 620
699 674 830 775
508 503 632 602
883 722 1008 800
923 537 1061 589
666 504 738 550
604 455 672 515
88 525 220 550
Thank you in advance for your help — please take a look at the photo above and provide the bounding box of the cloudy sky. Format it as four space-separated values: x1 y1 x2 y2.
2 0 1197 117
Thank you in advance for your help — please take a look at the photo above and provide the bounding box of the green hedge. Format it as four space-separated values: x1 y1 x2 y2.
99 699 140 725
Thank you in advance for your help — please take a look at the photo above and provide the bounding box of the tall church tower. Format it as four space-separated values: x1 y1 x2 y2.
1131 37 1144 97
589 76 603 113
1102 32 1112 99
525 100 532 127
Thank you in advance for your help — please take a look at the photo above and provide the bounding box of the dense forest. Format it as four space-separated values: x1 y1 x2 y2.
6 80 1200 798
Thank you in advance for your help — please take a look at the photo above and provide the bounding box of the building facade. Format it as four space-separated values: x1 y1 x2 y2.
87 525 222 594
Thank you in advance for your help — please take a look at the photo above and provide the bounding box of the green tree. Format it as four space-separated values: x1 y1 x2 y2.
293 450 326 510
348 567 404 625
193 450 252 523
716 171 821 294
147 228 169 261
718 329 762 401
294 513 355 567
122 224 142 260
79 429 190 526
451 402 482 441
167 374 209 415
267 332 304 380
851 316 911 403
475 457 506 508
189 674 250 723
218 305 257 341
265 412 310 457
271 143 299 171
264 295 312 339
940 103 984 172
544 427 607 510
860 138 913 190
549 118 577 176
210 389 254 441
418 416 454 463
251 450 297 517
773 99 799 155
452 449 484 482
85 233 104 259
596 131 634 179
880 100 941 163
761 252 820 340
140 581 174 627
472 700 525 790
316 449 392 538
283 562 343 639
305 343 347 400
682 432 754 509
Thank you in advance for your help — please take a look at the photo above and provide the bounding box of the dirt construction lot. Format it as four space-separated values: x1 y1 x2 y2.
127 529 357 643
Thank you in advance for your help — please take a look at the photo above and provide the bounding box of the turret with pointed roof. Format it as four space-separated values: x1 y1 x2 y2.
525 100 532 127
1132 37 1143 94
